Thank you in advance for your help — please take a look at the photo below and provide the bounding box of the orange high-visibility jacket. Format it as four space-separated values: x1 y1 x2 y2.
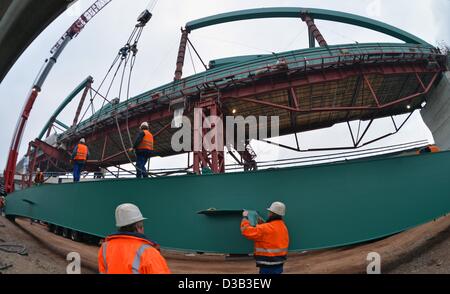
416 145 441 155
429 145 441 153
98 234 171 274
34 172 44 184
136 130 154 151
241 219 289 267
74 144 89 161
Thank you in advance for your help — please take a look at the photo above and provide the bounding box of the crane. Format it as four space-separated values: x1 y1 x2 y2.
3 0 113 193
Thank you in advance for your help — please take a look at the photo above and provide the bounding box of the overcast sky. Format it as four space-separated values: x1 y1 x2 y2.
0 0 449 172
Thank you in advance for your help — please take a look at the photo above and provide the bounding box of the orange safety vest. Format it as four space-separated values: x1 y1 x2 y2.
35 172 44 183
137 130 154 151
98 234 171 274
416 145 441 155
241 219 289 267
429 145 441 153
74 144 88 161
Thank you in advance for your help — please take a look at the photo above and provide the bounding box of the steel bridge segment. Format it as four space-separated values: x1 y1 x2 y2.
45 42 445 170
185 7 430 46
62 43 441 140
67 43 440 133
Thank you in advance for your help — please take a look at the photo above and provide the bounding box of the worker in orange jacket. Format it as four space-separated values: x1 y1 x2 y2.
416 144 441 155
0 196 5 216
131 122 155 178
241 202 289 274
71 138 89 182
0 182 6 216
34 168 45 185
98 203 171 274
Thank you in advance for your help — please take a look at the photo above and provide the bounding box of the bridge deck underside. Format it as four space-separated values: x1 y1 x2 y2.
38 71 436 172
32 43 446 172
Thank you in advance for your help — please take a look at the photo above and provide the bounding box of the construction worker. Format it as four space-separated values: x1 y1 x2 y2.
98 203 171 274
34 168 45 185
416 144 441 155
1 180 7 197
132 122 155 178
0 182 6 216
71 138 89 182
0 196 5 216
94 167 106 179
241 202 289 275
242 140 258 172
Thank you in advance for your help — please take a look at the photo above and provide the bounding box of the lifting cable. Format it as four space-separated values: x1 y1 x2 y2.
75 1 159 134
80 4 157 176
69 3 160 177
187 38 208 71
187 44 197 74
114 10 153 176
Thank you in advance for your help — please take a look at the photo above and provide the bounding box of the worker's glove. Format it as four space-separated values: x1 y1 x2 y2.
242 210 249 218
128 148 134 153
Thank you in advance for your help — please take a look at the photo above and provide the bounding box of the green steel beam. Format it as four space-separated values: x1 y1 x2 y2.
38 76 93 140
54 119 69 130
209 54 270 69
5 151 450 254
186 7 430 45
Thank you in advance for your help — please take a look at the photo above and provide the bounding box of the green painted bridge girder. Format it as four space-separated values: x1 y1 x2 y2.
69 42 439 135
5 151 450 254
38 76 93 140
54 119 69 130
185 7 430 46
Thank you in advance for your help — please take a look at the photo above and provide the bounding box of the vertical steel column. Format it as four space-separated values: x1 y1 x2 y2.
193 108 202 175
27 145 38 188
72 80 93 127
45 124 53 138
174 28 190 81
101 136 109 161
209 104 225 174
21 144 32 190
308 30 316 48
193 100 225 174
301 14 328 47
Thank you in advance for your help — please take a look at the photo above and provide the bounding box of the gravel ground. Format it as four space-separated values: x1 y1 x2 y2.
0 216 94 274
388 225 450 274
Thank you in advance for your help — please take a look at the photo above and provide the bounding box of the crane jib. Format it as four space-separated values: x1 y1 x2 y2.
50 0 113 54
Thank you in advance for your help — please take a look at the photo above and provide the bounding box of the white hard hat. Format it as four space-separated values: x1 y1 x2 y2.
36 168 41 172
115 203 147 227
80 138 86 144
267 201 286 216
140 122 149 129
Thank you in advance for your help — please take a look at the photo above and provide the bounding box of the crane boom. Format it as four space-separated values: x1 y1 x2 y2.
51 0 113 54
3 0 113 193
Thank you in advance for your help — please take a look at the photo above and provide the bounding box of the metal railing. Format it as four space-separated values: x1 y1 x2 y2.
23 140 430 185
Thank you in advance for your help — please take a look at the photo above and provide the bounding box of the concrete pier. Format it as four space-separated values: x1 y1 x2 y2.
421 71 450 150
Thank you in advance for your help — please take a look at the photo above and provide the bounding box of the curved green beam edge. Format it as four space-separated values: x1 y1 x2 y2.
38 76 93 140
186 7 430 46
